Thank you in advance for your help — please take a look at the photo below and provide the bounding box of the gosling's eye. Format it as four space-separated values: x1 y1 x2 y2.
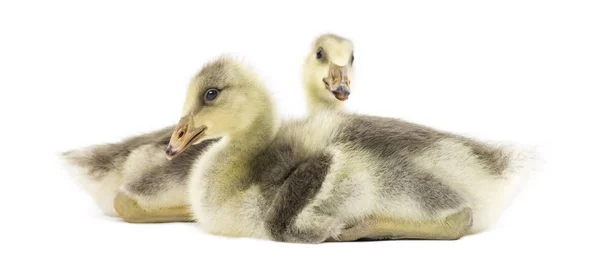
204 89 219 101
316 47 324 60
351 54 354 64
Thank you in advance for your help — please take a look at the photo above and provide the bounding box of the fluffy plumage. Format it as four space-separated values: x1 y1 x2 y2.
181 57 537 243
61 126 217 216
61 33 356 219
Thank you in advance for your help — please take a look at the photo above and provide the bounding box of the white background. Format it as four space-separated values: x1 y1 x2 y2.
1 0 599 254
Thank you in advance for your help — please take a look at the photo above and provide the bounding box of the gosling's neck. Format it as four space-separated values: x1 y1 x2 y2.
200 105 279 204
213 104 279 176
305 82 345 115
227 110 279 156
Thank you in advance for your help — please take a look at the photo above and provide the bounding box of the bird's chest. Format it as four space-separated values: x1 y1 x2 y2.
199 185 269 238
191 166 269 238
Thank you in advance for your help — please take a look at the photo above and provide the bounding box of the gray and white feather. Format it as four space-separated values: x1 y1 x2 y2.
180 56 537 243
61 33 356 218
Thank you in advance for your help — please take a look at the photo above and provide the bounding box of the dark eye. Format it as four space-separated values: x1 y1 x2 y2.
204 89 219 101
351 54 354 64
316 47 324 60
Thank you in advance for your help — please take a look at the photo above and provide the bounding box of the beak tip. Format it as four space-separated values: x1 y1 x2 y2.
330 82 350 101
335 95 349 101
165 153 175 160
332 90 350 101
165 146 176 160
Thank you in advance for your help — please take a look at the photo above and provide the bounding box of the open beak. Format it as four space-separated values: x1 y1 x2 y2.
165 114 206 160
323 63 351 101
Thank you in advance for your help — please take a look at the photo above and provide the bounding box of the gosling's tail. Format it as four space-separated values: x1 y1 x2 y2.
473 141 541 233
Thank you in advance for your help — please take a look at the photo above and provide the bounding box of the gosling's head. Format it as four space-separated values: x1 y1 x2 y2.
165 56 271 160
303 34 354 107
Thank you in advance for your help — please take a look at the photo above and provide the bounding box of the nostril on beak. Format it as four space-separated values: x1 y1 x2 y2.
177 124 188 139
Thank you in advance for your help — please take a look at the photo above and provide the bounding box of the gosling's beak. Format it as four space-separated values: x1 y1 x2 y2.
165 114 206 160
323 63 351 101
